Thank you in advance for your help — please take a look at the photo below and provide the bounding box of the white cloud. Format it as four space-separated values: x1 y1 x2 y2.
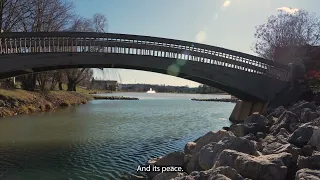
195 28 207 43
277 7 299 14
222 0 231 8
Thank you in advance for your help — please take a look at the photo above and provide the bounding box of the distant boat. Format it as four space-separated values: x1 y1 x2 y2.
146 88 156 93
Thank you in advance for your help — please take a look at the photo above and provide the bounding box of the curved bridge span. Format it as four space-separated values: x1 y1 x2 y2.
0 32 290 101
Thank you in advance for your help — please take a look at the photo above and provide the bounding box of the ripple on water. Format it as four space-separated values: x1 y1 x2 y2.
0 95 233 179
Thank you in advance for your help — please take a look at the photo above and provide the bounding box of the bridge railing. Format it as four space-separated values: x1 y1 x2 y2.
0 32 291 81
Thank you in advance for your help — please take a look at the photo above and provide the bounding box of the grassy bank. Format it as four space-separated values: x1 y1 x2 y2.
0 89 93 118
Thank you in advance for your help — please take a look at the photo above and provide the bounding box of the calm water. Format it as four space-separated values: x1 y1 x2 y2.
0 93 234 180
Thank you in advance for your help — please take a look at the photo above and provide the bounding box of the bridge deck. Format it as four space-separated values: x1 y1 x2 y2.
0 32 290 82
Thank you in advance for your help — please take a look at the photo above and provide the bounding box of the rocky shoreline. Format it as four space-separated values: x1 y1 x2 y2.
191 98 239 103
92 96 139 100
146 100 320 180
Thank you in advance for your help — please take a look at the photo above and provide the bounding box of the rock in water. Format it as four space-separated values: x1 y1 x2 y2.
295 168 320 180
214 149 287 180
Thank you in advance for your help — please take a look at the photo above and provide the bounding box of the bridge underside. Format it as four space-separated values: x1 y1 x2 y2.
0 53 288 102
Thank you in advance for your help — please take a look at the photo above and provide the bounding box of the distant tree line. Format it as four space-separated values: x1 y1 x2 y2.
120 84 224 94
0 0 107 91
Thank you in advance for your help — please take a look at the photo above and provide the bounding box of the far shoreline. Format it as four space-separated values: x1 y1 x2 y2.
97 91 230 95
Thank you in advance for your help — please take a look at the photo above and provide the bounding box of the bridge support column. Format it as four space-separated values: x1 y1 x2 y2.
229 100 268 123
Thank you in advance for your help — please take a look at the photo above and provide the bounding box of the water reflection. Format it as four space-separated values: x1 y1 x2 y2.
0 93 234 179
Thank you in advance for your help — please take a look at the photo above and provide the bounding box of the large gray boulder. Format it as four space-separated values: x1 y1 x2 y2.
244 113 267 128
230 123 267 137
174 166 244 180
197 137 258 171
297 153 320 170
288 124 315 148
290 101 317 117
256 132 266 139
267 106 286 118
308 127 320 151
263 152 293 168
276 128 291 141
214 149 287 180
312 118 320 127
186 153 201 173
262 141 299 162
263 129 290 145
147 151 185 179
302 145 314 157
295 168 320 180
270 111 300 135
229 124 249 137
300 108 319 123
191 130 234 154
152 172 186 180
229 114 268 137
266 116 278 127
243 133 258 141
184 142 196 155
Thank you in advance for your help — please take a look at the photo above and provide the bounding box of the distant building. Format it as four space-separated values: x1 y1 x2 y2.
90 78 119 91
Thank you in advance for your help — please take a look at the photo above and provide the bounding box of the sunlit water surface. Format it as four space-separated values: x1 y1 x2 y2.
0 93 234 180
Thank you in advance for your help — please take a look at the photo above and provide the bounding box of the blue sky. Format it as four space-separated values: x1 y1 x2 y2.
74 0 320 87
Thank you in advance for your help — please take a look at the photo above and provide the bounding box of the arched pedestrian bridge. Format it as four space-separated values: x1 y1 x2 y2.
0 32 291 102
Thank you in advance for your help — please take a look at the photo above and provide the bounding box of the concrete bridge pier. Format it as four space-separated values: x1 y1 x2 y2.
229 100 268 123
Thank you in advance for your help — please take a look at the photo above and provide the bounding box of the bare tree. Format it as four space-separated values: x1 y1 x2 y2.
14 0 74 91
19 74 37 91
65 68 93 91
253 9 320 63
49 70 66 90
36 72 51 90
63 13 107 91
17 0 74 32
0 0 32 32
93 13 108 33
68 16 93 32
68 13 107 33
